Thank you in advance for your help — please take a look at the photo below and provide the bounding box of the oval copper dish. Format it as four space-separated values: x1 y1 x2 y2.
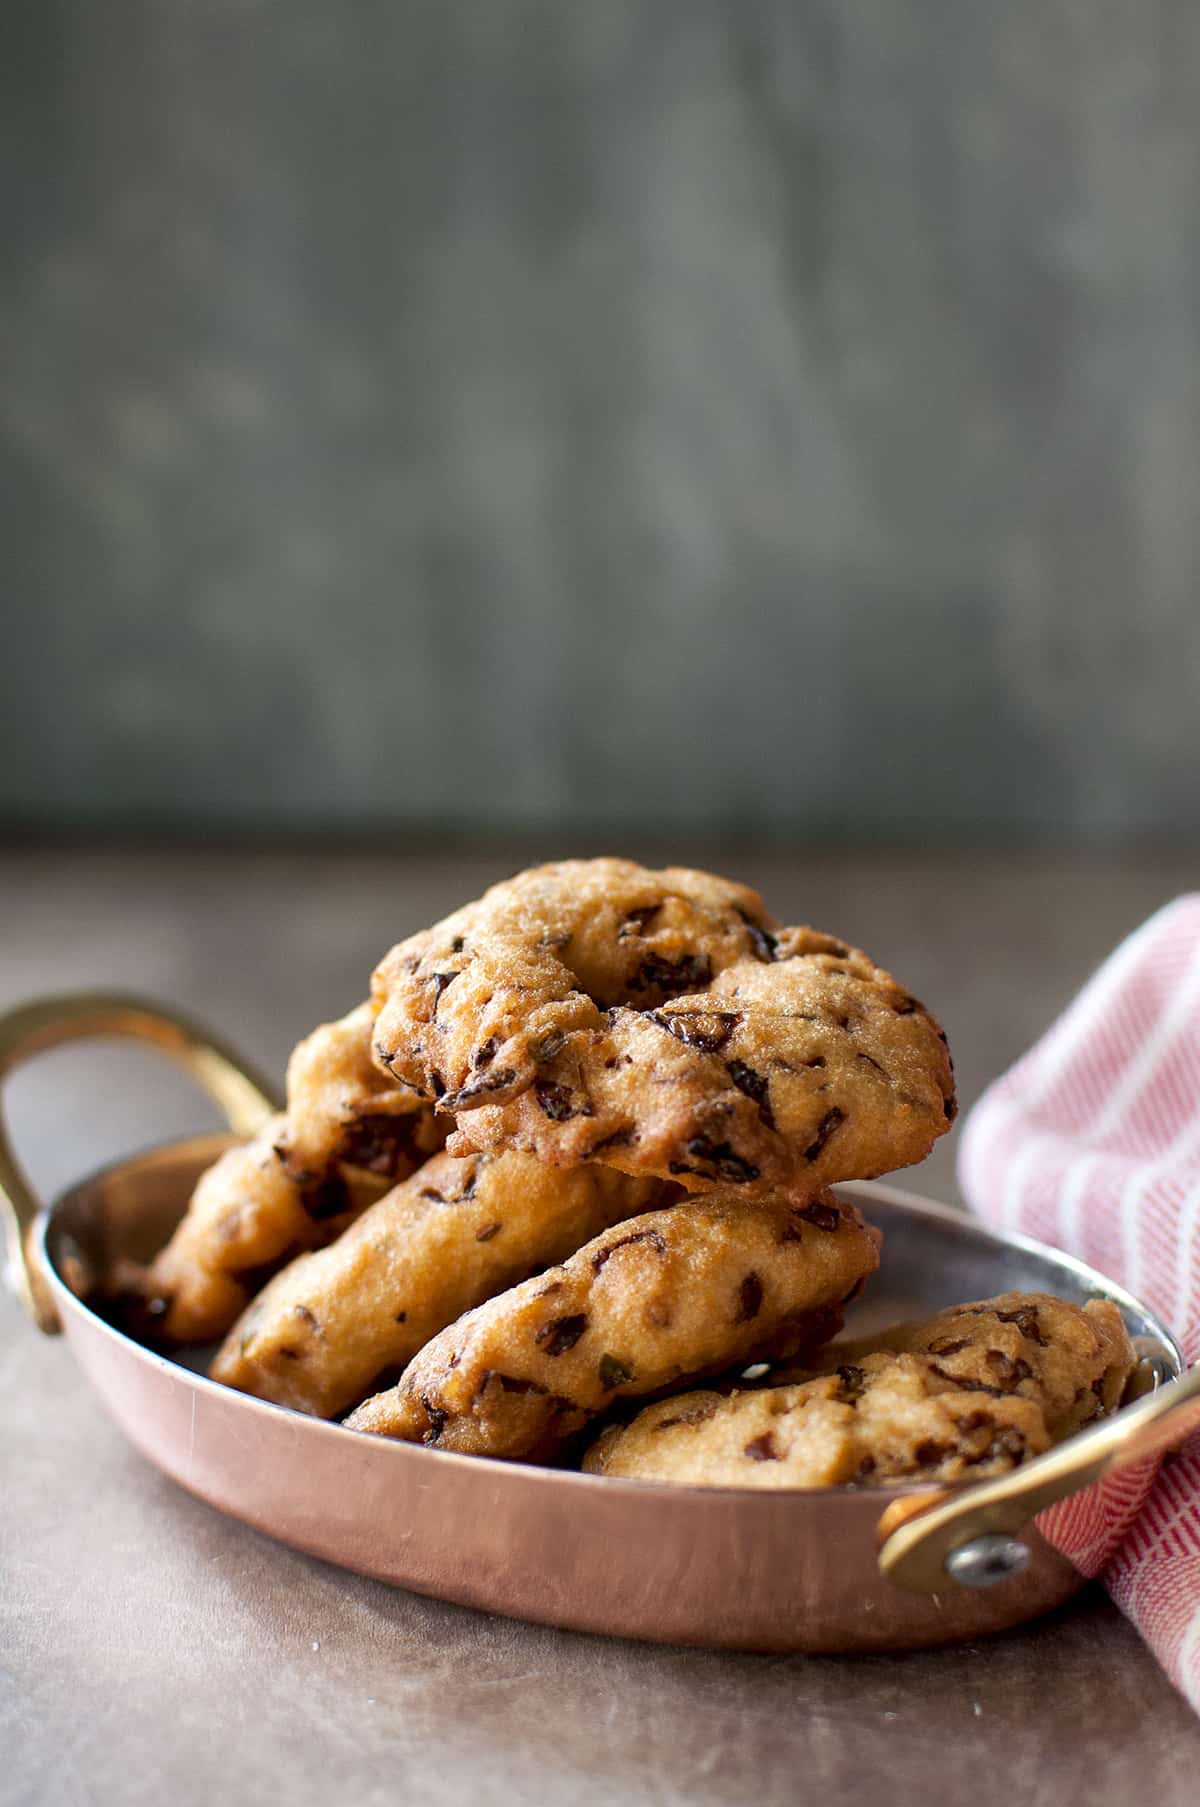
5 994 1200 1653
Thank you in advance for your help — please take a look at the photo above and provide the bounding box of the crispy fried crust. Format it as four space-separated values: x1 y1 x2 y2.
370 859 774 1097
343 1190 879 1460
210 1151 664 1418
128 1119 364 1344
583 1358 1052 1489
582 1292 1135 1489
445 950 953 1193
280 1002 441 1179
129 1006 442 1344
371 861 954 1196
795 1291 1135 1440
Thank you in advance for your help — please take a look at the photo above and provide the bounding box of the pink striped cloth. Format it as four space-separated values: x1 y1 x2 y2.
958 894 1200 1711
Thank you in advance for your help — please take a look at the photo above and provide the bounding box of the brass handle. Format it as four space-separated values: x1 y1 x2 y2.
878 1358 1200 1592
0 992 281 1335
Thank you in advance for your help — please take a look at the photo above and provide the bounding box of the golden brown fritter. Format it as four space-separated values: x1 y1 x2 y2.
133 1006 441 1344
582 1291 1135 1490
583 1357 1053 1489
445 950 953 1193
280 1002 441 1179
210 1150 664 1418
344 1189 879 1460
370 861 954 1196
130 1119 372 1344
370 859 775 1098
793 1290 1135 1440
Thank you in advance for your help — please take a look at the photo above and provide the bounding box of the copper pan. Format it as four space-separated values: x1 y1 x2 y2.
5 993 1200 1654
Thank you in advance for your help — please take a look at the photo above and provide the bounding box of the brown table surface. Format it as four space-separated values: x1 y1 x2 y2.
3 846 1199 1806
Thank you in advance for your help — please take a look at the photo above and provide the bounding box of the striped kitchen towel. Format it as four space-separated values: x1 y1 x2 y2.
958 894 1200 1711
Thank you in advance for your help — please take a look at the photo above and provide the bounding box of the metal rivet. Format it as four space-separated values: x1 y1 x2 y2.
944 1534 1030 1589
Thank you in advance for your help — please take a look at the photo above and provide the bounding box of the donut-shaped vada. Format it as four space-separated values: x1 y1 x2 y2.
344 1188 879 1461
370 862 954 1194
130 1005 441 1344
370 859 777 1103
210 1149 664 1418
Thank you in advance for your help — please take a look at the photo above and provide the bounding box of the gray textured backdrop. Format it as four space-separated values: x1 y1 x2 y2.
3 2 1199 839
